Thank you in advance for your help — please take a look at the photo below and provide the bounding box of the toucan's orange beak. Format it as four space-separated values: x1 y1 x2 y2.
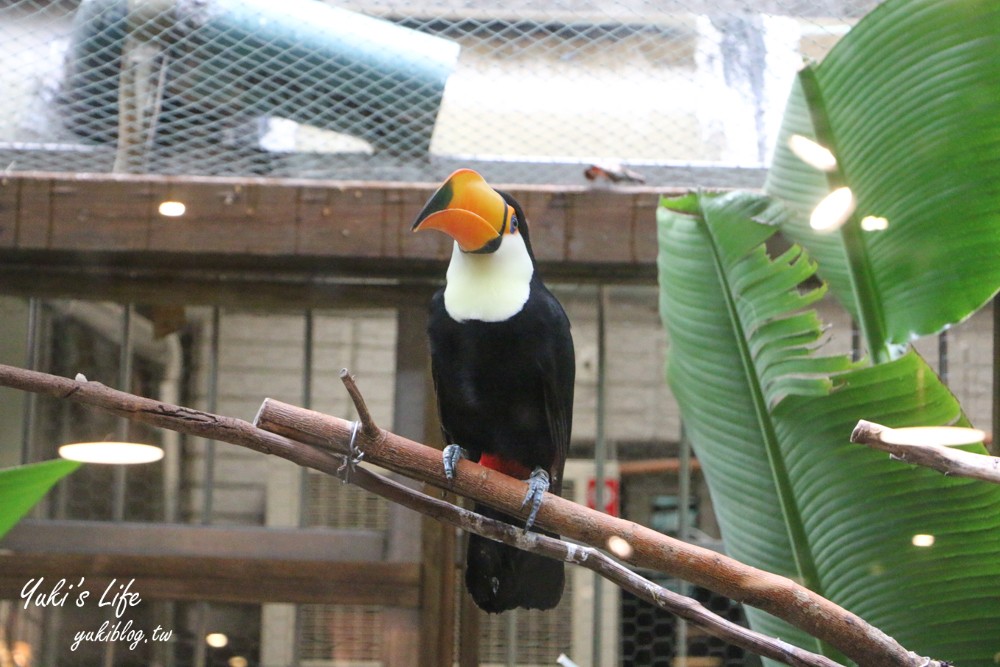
411 169 513 253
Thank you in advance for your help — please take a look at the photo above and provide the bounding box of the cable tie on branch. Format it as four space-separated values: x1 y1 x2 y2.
337 420 364 484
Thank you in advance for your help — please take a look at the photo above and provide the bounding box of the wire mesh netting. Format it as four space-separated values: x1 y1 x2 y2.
2 0 881 186
622 580 759 667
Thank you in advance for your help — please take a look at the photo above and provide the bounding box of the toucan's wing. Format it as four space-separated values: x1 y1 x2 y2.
430 367 454 448
536 289 575 495
427 290 457 449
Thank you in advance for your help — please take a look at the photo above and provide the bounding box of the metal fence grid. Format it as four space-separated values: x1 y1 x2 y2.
622 580 760 667
0 4 924 664
2 0 881 186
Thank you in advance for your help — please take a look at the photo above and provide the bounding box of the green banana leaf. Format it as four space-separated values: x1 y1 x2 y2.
658 191 1000 665
0 459 80 539
765 0 1000 358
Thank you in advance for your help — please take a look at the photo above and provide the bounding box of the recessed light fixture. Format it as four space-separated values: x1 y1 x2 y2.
881 426 986 447
206 633 229 649
860 215 889 231
606 535 634 559
809 187 855 232
788 134 838 172
158 200 186 217
59 442 164 465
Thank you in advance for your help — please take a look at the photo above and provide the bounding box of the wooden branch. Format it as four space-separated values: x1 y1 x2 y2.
345 456 841 667
851 419 1000 485
0 364 835 666
0 363 346 479
254 378 937 667
0 362 944 667
340 367 380 440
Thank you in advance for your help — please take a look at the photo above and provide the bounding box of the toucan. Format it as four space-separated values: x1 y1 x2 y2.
411 169 575 613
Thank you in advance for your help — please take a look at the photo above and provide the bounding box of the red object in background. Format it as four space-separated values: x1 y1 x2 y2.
584 163 646 184
586 477 620 517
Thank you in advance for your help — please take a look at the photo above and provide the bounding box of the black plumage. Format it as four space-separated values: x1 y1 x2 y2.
422 187 575 613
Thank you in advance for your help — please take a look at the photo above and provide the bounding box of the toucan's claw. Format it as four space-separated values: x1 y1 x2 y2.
521 467 550 531
442 444 468 481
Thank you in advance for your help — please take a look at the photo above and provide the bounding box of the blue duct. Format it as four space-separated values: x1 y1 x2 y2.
62 0 460 155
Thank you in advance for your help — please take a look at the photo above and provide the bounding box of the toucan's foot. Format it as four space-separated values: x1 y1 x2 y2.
442 444 468 481
520 467 550 531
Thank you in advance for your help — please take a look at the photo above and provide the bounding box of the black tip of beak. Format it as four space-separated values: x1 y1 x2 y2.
412 180 455 231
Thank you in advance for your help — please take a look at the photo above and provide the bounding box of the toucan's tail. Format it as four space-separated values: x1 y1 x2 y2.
465 504 565 613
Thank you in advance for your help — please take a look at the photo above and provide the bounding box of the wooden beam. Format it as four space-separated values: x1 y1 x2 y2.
0 552 420 607
0 521 419 608
0 257 442 308
0 172 664 297
1 519 385 562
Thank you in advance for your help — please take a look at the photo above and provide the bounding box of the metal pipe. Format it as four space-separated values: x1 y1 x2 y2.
193 308 221 667
591 284 609 665
159 333 184 523
505 608 518 667
117 303 134 425
300 308 314 522
20 298 41 464
112 303 134 522
63 0 459 153
291 309 315 666
193 602 209 667
677 428 692 543
676 425 692 662
303 309 314 411
202 306 220 524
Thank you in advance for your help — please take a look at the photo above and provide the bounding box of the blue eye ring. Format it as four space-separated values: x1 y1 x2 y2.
510 216 519 232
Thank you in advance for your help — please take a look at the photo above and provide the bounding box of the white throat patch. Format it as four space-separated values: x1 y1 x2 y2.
444 233 534 323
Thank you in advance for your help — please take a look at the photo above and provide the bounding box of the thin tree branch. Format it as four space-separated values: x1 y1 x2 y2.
0 362 946 667
340 368 379 439
851 419 1000 485
0 367 837 667
256 378 938 667
350 459 841 667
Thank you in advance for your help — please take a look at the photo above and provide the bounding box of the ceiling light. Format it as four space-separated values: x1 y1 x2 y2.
860 215 889 231
911 534 935 547
788 134 838 172
606 535 634 559
809 187 855 232
158 200 186 217
206 633 229 649
59 442 164 465
881 426 986 447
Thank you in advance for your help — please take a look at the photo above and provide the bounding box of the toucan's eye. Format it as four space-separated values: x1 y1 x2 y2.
510 216 519 233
